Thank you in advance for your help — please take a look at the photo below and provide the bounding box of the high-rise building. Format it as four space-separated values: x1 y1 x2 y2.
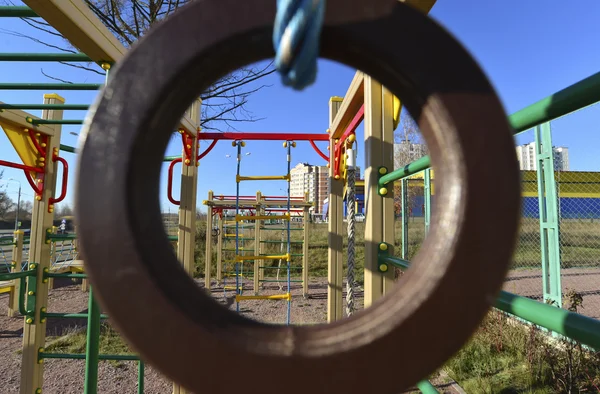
290 162 360 215
515 143 569 171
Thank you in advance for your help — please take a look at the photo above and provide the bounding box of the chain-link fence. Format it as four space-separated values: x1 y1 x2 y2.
557 170 600 319
504 170 543 301
395 127 600 321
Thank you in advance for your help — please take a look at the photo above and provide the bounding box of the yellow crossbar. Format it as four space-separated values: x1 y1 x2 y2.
235 254 290 262
236 214 289 221
236 293 291 302
237 175 290 182
224 286 243 290
0 285 13 294
223 234 251 238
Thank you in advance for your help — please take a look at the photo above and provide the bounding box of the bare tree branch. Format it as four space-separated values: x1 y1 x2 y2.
58 61 106 76
3 0 273 131
41 69 74 84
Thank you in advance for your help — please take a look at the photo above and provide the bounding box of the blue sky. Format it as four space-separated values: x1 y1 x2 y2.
1 0 599 213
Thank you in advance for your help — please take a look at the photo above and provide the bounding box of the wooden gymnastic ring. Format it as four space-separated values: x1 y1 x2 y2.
75 0 521 393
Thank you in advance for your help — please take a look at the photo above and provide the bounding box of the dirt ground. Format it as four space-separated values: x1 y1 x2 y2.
0 277 464 394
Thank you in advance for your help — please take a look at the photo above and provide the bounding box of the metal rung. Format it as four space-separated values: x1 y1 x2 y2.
259 240 303 244
259 266 303 270
236 215 290 221
259 279 303 283
236 254 290 262
260 227 304 231
237 175 290 182
235 293 291 302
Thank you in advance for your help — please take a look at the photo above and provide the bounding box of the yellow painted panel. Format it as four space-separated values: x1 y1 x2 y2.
0 123 42 176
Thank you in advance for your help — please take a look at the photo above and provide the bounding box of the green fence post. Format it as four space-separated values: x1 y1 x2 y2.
535 122 562 307
138 361 145 393
401 179 409 259
83 286 101 394
424 169 431 234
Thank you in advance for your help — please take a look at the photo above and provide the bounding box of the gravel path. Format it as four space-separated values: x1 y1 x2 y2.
0 277 461 393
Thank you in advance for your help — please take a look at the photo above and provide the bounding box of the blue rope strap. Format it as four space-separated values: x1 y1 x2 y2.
273 0 325 90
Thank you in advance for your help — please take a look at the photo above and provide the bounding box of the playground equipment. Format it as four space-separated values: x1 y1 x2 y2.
204 191 311 297
0 0 599 393
75 1 523 393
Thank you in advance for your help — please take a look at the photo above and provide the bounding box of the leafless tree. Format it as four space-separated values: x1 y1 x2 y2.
0 171 15 220
392 111 428 218
1 0 274 131
55 203 74 217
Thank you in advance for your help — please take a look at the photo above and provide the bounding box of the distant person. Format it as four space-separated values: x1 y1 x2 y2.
59 219 67 234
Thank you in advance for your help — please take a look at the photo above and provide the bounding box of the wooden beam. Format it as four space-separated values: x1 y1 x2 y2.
22 0 198 136
400 0 438 14
0 103 56 136
329 72 364 139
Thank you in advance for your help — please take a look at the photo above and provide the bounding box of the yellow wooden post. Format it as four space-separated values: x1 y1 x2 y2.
8 230 23 317
254 191 262 295
20 93 64 394
303 201 309 298
258 193 265 286
204 191 214 289
216 214 223 284
327 97 344 322
173 100 200 394
363 77 395 308
381 87 396 295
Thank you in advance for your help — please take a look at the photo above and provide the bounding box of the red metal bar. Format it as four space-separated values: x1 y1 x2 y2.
198 132 329 141
23 171 43 195
198 139 218 160
49 153 68 205
0 159 44 173
310 140 329 162
167 158 182 205
334 104 364 178
27 128 47 157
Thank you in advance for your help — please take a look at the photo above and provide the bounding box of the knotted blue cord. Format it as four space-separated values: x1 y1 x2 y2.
273 0 325 90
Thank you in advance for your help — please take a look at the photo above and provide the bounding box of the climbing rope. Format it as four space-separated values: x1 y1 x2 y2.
273 0 326 90
346 147 356 317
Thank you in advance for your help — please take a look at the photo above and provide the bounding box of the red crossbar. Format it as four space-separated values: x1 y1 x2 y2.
198 132 329 141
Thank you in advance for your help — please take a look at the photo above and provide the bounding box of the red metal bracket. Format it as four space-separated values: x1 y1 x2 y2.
24 171 43 196
310 140 329 162
49 149 68 210
167 158 182 205
27 128 48 158
180 132 196 166
332 104 364 179
198 139 218 161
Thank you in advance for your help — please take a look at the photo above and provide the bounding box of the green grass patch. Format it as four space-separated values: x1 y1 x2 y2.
45 323 133 367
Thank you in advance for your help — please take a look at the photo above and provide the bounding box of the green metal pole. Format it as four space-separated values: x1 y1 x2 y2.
0 104 90 110
0 83 102 90
84 287 101 394
28 119 84 125
0 6 37 17
138 361 145 394
60 144 77 153
380 255 600 350
0 53 92 62
496 291 600 350
379 71 600 187
423 169 431 234
401 179 409 259
416 380 439 393
535 123 562 307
